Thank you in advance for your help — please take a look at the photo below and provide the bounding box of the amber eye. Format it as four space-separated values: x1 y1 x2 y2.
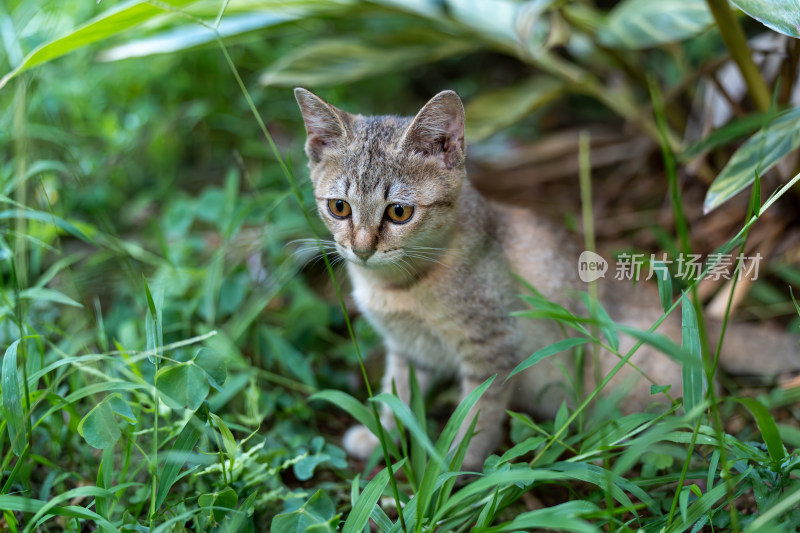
386 204 414 223
327 199 351 219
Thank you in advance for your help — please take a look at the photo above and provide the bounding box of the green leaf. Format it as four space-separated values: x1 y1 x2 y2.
704 106 800 213
99 13 296 61
2 340 25 456
507 337 591 380
156 362 209 411
680 293 704 415
599 0 713 49
465 76 564 141
143 276 163 364
193 347 226 389
652 260 672 312
0 0 198 88
209 413 237 461
199 486 237 523
731 0 800 38
270 490 339 532
19 287 82 308
372 393 442 466
77 397 121 450
259 30 477 87
580 292 619 351
735 397 786 466
491 500 600 532
342 459 405 533
154 409 206 511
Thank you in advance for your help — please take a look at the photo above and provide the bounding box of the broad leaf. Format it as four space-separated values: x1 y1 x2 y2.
259 30 477 87
465 76 564 141
599 0 713 49
194 347 226 389
78 396 121 450
704 106 800 213
156 362 209 411
0 0 199 88
732 0 800 38
271 490 339 532
99 13 296 61
199 486 237 523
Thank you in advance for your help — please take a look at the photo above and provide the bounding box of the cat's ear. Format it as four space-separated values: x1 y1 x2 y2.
401 90 465 169
294 88 350 161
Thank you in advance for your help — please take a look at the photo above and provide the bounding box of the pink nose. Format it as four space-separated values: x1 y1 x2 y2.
353 248 375 261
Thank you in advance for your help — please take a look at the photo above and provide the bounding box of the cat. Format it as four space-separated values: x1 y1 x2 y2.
293 87 800 471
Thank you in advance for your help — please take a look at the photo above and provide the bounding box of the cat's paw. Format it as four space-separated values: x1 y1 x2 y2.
343 425 380 460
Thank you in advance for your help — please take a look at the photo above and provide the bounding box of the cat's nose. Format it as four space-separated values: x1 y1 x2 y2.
352 248 375 261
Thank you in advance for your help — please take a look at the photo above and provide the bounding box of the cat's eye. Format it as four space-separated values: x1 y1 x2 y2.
386 204 414 224
328 199 351 219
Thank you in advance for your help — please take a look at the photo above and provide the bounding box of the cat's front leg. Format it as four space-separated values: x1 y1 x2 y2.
343 351 435 461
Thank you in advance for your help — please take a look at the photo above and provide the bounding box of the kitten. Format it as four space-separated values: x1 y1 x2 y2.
294 88 799 471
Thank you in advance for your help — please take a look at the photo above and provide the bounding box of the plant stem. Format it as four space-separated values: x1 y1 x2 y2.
706 0 771 112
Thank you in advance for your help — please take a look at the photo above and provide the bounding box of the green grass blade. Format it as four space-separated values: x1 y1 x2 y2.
372 393 442 467
734 397 786 466
680 293 704 415
2 340 25 456
154 409 206 511
343 459 406 533
507 337 591 380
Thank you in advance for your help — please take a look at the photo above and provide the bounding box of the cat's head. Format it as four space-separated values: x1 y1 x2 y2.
294 88 466 276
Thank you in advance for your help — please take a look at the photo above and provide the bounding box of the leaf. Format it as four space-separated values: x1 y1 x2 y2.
0 0 199 88
143 276 163 364
2 340 25 456
194 347 226 389
580 292 619 351
199 486 237 523
599 0 713 49
491 500 600 532
77 397 121 450
155 409 206 511
507 337 591 380
342 459 406 533
98 13 296 61
209 413 237 460
680 293 704 415
270 490 339 532
652 260 673 312
156 362 210 411
259 30 477 87
19 287 82 308
731 0 800 38
704 106 800 213
372 393 442 466
735 397 786 466
465 76 564 141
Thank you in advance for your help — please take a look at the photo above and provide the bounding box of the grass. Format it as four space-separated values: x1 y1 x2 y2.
2 0 800 531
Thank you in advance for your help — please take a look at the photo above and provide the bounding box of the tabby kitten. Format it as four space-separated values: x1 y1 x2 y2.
294 88 798 471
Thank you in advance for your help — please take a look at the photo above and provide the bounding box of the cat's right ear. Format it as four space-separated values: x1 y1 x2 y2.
294 88 350 162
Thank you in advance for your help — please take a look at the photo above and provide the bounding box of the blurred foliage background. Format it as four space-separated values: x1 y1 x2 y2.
2 0 800 530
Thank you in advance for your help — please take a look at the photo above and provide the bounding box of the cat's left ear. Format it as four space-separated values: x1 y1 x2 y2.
401 90 465 170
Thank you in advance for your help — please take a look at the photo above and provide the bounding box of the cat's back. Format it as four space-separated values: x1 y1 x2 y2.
489 201 582 307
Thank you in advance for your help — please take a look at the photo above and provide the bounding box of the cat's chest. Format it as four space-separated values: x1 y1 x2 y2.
350 274 463 365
